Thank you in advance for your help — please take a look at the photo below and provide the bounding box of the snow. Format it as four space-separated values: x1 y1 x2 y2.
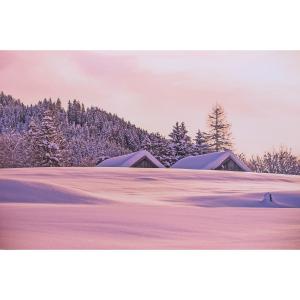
97 150 165 168
0 167 300 249
171 150 251 171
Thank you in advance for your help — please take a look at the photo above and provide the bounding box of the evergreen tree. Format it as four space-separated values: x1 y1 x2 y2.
193 130 210 155
80 103 86 125
67 100 73 124
142 132 174 167
35 110 67 167
24 119 41 166
206 104 233 152
0 132 24 168
169 122 193 162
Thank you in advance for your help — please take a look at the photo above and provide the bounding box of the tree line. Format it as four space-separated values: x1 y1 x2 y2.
0 91 299 175
142 104 233 166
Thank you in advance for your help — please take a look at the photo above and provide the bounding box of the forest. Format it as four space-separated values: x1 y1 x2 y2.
0 91 299 175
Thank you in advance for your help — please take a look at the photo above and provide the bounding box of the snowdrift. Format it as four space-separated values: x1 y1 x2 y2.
0 179 107 204
0 167 299 208
0 167 300 249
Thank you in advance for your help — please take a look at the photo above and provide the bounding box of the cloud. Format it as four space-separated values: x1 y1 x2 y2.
0 51 299 155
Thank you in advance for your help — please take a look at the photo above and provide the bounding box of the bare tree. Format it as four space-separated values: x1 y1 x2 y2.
207 104 233 152
249 147 300 175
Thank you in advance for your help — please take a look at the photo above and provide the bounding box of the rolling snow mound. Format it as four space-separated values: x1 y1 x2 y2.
0 179 107 204
0 168 299 208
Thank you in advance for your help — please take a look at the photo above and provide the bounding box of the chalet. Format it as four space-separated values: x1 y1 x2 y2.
97 150 165 168
171 151 251 172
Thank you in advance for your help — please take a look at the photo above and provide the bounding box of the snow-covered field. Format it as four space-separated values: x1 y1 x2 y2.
0 167 300 249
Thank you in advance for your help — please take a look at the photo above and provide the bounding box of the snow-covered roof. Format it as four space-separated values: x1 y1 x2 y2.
97 150 165 168
171 151 251 171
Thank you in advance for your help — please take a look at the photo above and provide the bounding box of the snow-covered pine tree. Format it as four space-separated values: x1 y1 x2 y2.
193 130 210 155
141 134 157 155
24 119 41 166
35 110 68 167
0 132 24 168
124 126 140 151
67 100 82 125
206 104 233 152
141 132 174 167
67 100 73 124
169 122 193 162
156 137 175 167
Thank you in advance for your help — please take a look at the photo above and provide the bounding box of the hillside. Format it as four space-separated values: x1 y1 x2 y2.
0 92 150 167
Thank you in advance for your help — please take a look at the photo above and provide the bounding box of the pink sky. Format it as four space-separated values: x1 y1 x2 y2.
0 51 299 156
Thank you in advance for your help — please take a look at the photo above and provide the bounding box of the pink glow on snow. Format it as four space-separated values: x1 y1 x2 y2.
1 51 300 155
0 167 300 249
